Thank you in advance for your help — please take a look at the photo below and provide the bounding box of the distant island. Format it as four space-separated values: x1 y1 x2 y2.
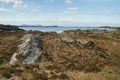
19 24 58 27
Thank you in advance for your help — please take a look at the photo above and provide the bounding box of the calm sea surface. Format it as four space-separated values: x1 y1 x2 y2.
19 26 112 33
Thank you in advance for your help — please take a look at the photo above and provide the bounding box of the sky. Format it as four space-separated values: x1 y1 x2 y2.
0 0 120 26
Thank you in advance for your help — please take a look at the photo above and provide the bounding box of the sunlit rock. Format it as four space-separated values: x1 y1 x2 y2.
60 37 76 43
10 34 43 64
76 39 88 44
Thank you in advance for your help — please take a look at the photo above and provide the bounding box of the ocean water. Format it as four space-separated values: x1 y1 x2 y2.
19 26 111 33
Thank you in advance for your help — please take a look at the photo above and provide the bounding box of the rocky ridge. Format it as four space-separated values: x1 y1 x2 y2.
10 34 43 64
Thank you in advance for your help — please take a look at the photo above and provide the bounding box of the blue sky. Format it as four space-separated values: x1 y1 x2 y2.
0 0 120 26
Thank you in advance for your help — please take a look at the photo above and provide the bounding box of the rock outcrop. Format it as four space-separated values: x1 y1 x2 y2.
0 24 22 31
57 37 88 44
10 34 43 64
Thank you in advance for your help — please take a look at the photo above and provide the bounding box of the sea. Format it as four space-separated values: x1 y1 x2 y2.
19 26 112 33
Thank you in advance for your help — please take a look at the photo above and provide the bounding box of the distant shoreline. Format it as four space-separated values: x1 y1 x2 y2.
0 24 119 32
19 26 116 33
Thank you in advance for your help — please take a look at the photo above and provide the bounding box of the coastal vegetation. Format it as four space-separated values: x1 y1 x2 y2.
0 24 120 80
0 24 22 31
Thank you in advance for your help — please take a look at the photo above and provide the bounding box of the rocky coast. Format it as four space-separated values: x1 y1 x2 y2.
0 24 120 80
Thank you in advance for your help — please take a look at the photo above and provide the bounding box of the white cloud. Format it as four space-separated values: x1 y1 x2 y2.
0 0 27 9
0 8 9 12
16 13 27 16
13 3 27 9
65 0 72 4
45 0 54 3
63 7 78 13
66 7 78 11
82 0 113 2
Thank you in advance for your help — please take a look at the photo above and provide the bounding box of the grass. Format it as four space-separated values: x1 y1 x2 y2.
0 29 120 80
67 67 120 80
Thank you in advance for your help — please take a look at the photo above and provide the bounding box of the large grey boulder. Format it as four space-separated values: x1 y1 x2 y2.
10 34 43 64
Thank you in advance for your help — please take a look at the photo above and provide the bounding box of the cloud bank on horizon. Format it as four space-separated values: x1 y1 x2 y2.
0 0 120 26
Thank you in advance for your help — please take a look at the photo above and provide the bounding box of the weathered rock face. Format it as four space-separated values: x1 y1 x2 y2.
10 34 43 64
57 37 88 44
59 37 76 43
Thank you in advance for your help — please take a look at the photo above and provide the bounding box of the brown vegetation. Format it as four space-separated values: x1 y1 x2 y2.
0 29 120 80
